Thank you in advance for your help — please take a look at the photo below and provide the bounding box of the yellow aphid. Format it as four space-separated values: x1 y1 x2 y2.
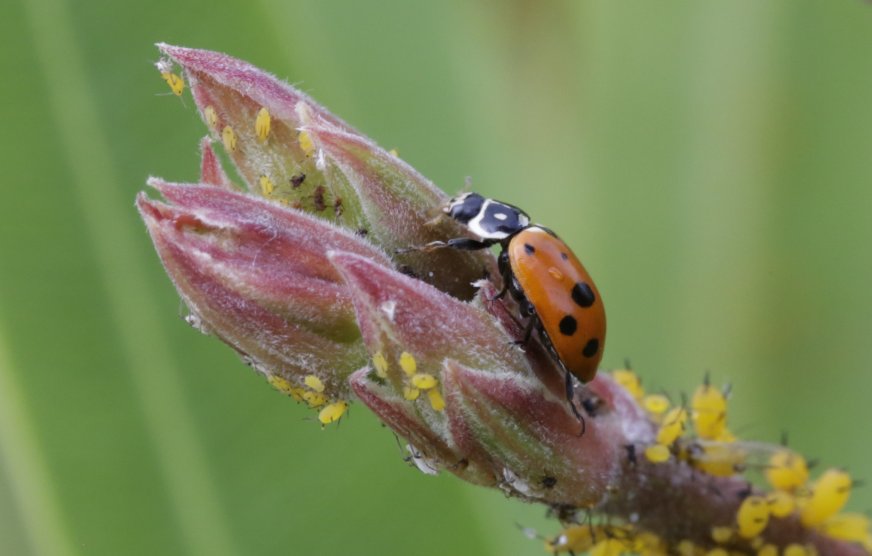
161 72 185 96
399 351 417 376
757 544 778 556
318 401 348 425
644 444 671 463
222 125 238 153
819 513 870 543
675 540 699 556
800 468 853 527
259 175 274 197
372 352 389 378
783 544 813 556
267 374 292 394
736 495 770 539
268 375 304 401
630 531 666 553
545 525 595 554
302 390 326 408
627 531 666 556
411 373 438 390
765 490 796 517
298 130 315 156
691 383 728 440
427 388 445 411
255 107 271 142
403 386 420 401
656 407 687 446
642 394 670 417
714 428 736 443
388 148 399 157
590 539 624 556
766 449 809 492
204 105 218 129
690 441 745 477
304 374 325 393
612 369 644 401
710 525 733 544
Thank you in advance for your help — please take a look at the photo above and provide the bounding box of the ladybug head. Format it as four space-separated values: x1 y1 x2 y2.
444 192 530 240
444 192 485 224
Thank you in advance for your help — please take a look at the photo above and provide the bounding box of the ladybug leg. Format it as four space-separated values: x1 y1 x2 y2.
445 238 494 250
396 237 496 254
511 314 539 346
492 285 509 300
509 297 539 346
564 371 587 436
492 249 511 300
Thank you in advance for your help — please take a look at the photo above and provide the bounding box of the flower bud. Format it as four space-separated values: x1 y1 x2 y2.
138 179 390 404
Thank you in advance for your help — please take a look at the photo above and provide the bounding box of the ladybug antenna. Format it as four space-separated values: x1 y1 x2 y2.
703 369 711 387
623 357 632 370
424 212 445 228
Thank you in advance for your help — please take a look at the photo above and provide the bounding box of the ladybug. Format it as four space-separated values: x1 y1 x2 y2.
426 192 606 424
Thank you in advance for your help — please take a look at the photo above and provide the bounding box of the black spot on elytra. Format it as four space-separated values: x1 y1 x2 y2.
541 476 557 489
290 173 306 188
558 315 577 336
571 282 596 308
524 243 535 254
582 338 599 358
560 252 569 260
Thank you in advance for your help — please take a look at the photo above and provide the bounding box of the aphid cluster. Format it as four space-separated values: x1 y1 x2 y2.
206 105 323 212
268 352 445 425
161 60 340 220
539 367 870 555
267 373 348 426
268 344 448 428
371 351 445 412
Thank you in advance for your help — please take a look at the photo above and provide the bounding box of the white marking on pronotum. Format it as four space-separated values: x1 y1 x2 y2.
494 212 508 221
467 200 509 240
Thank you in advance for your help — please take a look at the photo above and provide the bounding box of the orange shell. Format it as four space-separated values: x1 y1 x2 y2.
508 227 606 382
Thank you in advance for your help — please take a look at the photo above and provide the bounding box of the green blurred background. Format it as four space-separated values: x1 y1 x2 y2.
2 1 871 554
